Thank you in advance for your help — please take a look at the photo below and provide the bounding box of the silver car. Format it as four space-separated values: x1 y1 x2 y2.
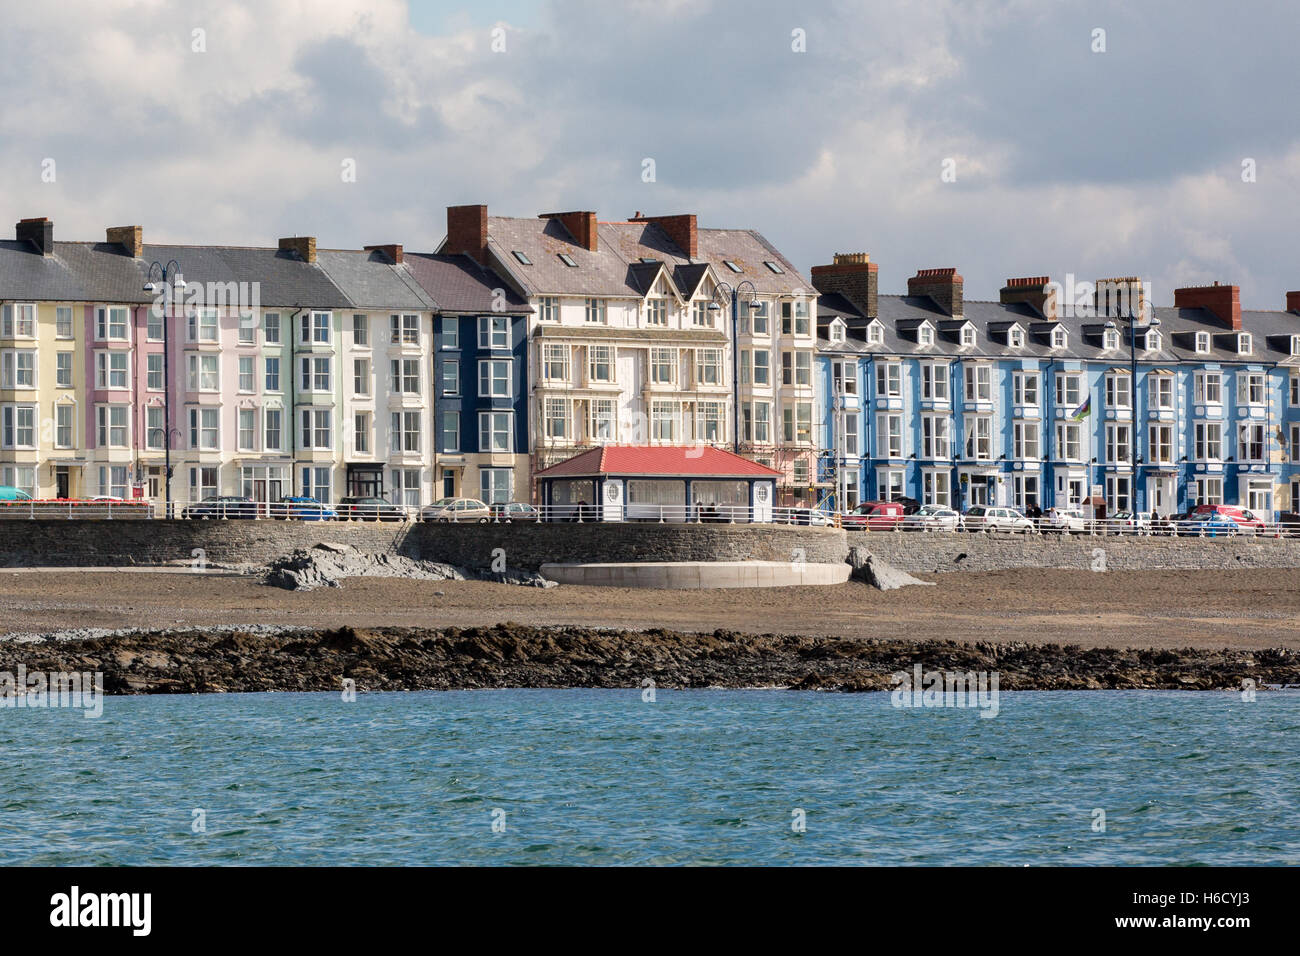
903 505 962 532
964 505 1036 533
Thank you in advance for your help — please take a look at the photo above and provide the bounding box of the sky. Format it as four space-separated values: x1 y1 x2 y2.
1 0 1298 308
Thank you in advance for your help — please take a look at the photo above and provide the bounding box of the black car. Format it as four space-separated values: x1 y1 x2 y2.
338 496 407 522
182 495 257 519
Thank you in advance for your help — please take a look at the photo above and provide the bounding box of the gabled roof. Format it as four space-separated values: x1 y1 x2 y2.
0 241 152 303
316 249 436 311
534 444 782 478
404 252 531 314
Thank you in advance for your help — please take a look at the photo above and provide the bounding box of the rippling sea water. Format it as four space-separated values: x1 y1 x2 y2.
1 689 1296 865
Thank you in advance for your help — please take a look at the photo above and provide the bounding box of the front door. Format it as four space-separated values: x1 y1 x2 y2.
1147 475 1174 516
55 467 69 499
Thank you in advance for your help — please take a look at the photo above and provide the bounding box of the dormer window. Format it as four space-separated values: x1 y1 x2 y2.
960 326 976 348
866 322 884 346
1145 330 1162 351
918 324 934 347
1239 333 1252 355
1103 328 1120 351
1291 335 1300 356
1195 331 1210 354
828 320 846 344
1009 327 1025 348
1051 327 1067 350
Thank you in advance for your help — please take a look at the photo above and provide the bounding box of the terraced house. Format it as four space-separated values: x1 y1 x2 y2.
0 218 525 512
814 253 1300 517
437 204 819 504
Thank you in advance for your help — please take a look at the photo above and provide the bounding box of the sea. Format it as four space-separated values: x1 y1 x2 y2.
2 689 1295 865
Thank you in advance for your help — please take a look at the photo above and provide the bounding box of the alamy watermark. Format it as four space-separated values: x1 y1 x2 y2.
891 664 1000 718
0 666 104 718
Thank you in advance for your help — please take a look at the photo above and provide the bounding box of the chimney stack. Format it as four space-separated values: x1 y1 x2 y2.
1173 281 1240 330
540 211 598 252
278 236 317 264
364 243 403 265
1287 291 1300 314
1000 276 1057 320
446 204 489 265
811 253 878 319
629 213 697 259
16 217 53 256
907 267 963 317
107 225 143 258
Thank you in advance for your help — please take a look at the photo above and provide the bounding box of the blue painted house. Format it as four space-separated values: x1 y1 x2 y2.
814 254 1300 518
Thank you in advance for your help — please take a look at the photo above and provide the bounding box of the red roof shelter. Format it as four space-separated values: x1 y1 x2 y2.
534 445 781 522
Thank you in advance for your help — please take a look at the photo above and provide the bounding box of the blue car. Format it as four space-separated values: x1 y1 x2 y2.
277 496 338 521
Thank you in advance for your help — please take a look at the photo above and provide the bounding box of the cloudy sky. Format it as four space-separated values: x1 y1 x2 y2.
2 0 1297 307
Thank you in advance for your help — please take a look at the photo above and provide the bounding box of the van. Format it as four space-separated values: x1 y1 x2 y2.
0 486 33 501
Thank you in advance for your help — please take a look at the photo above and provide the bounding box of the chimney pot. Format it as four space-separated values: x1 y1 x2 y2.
1173 282 1240 330
446 204 489 265
278 236 317 264
540 211 599 252
16 217 54 256
628 213 698 259
106 225 143 258
811 253 878 319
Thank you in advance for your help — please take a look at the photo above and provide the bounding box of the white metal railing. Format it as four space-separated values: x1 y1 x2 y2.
0 499 155 520
837 512 1300 537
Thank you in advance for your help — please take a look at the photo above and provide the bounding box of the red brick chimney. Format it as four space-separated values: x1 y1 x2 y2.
811 253 878 319
1173 282 1240 330
629 213 697 259
278 236 317 264
446 204 489 264
364 243 403 264
907 267 963 316
1287 291 1300 314
16 217 53 256
1000 276 1057 320
540 211 598 252
107 225 143 258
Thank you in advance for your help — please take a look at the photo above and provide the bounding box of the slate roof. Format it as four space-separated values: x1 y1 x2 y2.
0 241 150 303
474 215 812 301
403 252 531 314
534 444 782 478
139 244 352 310
316 249 436 311
817 293 1300 367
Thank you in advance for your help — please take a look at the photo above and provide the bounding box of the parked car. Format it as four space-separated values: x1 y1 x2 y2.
1178 504 1265 536
0 486 33 501
840 500 906 531
277 496 338 521
776 506 835 527
1177 510 1242 537
963 505 1035 533
182 495 257 519
1278 511 1300 536
339 496 407 522
902 505 962 532
1044 507 1085 534
1109 511 1152 535
489 502 540 523
421 497 491 522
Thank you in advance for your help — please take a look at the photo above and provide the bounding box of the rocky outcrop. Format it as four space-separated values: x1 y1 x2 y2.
847 546 936 591
1 625 1294 694
264 544 555 590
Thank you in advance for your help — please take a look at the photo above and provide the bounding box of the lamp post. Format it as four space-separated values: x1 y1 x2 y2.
144 260 183 518
709 280 757 453
1106 307 1160 512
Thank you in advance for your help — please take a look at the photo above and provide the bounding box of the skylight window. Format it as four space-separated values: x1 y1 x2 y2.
723 260 743 274
764 261 784 274
511 251 532 265
558 253 577 267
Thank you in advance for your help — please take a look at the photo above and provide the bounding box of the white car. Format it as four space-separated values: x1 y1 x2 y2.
903 505 962 532
1045 508 1085 534
964 505 1035 533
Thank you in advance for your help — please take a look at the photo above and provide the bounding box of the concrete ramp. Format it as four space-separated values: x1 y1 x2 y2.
539 560 850 589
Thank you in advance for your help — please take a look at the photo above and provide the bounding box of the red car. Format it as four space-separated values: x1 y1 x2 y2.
1187 504 1266 532
841 500 906 531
